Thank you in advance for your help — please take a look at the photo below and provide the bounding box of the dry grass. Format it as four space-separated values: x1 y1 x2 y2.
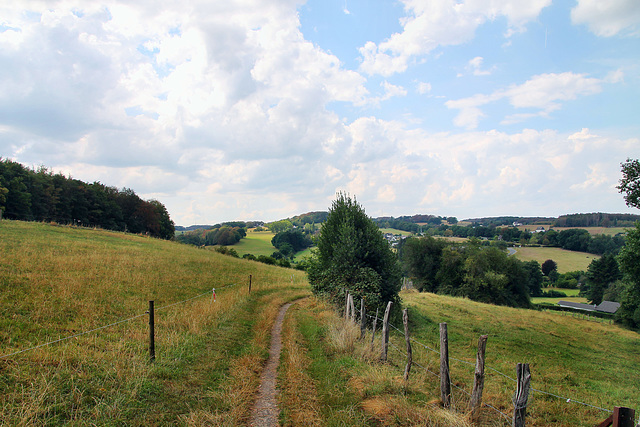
0 220 310 425
279 299 324 426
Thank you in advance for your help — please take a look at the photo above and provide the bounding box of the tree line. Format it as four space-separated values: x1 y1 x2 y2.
0 159 174 239
176 224 247 246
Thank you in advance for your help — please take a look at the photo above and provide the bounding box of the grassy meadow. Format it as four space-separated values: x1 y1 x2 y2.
0 220 309 425
280 292 640 427
233 228 277 257
511 246 599 273
2 220 639 426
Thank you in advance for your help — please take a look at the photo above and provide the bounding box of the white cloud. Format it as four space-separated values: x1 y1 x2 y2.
447 72 605 129
359 0 551 76
571 0 640 37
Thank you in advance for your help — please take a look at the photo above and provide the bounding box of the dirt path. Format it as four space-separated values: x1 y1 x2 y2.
249 301 294 427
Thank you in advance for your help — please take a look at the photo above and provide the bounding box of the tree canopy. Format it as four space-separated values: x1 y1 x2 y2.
0 159 174 239
307 193 401 313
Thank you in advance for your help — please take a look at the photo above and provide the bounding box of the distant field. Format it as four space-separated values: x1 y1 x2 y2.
379 228 413 236
516 225 628 236
512 246 599 273
532 287 588 305
233 229 276 257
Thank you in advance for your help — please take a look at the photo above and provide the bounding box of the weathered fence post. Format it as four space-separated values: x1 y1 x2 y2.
148 301 155 362
248 274 252 294
370 307 379 349
596 407 636 427
469 335 488 421
440 322 452 408
512 363 531 427
349 294 356 322
345 291 350 319
360 298 366 339
380 301 392 362
403 308 412 381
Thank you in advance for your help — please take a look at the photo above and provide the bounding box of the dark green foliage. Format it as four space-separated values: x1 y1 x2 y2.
541 259 558 276
542 289 567 298
523 260 544 297
401 236 446 292
584 254 621 304
615 223 640 328
271 230 313 255
554 212 640 227
617 158 640 209
556 271 585 289
307 193 402 313
176 225 246 247
401 237 532 308
0 159 174 239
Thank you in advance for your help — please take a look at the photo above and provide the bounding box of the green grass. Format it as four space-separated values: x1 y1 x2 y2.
379 228 413 236
0 220 310 425
512 246 599 273
233 229 277 257
400 291 640 426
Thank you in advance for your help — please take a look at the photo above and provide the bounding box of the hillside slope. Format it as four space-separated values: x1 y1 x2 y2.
0 220 308 425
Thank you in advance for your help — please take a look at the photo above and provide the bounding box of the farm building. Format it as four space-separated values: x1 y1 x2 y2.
557 300 620 314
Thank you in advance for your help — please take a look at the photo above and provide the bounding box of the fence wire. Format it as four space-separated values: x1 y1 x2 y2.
352 299 620 422
0 285 228 360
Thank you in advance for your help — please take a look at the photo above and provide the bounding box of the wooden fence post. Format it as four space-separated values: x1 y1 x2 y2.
440 322 452 408
345 292 350 319
248 274 252 294
596 407 636 427
349 294 356 322
380 301 392 362
370 307 379 349
469 335 488 421
148 301 155 362
403 308 412 381
360 298 366 339
512 363 531 427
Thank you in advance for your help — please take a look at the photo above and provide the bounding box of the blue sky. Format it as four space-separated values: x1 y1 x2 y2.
1 0 639 225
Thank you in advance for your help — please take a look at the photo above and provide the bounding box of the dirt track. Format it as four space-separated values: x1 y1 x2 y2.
249 301 294 426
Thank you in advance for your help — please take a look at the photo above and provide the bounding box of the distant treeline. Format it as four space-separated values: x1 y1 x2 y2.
554 213 640 227
0 159 174 239
176 224 247 246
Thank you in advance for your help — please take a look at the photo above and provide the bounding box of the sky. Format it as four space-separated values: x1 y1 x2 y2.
1 0 640 226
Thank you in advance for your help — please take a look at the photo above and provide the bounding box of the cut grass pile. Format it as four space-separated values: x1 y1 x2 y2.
0 220 309 425
511 246 599 273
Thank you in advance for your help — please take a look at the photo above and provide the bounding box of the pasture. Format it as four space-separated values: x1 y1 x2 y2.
511 246 599 273
232 228 277 257
0 220 308 425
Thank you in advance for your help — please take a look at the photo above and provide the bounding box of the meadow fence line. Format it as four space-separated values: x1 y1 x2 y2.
0 280 247 361
347 292 638 427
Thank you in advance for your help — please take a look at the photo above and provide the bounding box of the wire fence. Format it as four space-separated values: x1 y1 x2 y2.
354 303 628 425
0 283 242 360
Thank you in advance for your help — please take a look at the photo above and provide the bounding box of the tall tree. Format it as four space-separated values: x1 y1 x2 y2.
617 158 640 209
616 223 640 328
307 193 401 313
585 254 621 305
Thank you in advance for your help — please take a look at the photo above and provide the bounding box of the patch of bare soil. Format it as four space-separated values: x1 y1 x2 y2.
249 301 294 427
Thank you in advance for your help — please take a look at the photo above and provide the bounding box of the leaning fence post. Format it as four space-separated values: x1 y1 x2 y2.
360 298 366 339
440 322 451 408
370 307 379 349
380 301 392 362
512 363 531 427
148 301 155 362
403 308 412 381
469 335 488 421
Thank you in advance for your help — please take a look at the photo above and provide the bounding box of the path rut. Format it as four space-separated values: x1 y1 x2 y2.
249 301 294 427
